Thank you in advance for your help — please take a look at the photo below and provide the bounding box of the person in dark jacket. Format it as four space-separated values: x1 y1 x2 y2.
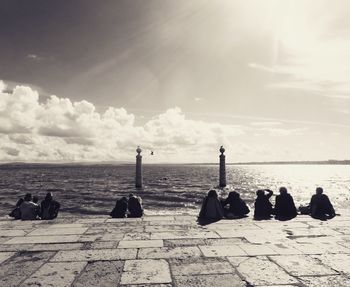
310 187 335 220
222 191 250 219
40 192 60 220
128 194 143 218
274 187 297 220
198 189 224 221
254 189 274 220
110 197 128 218
20 193 40 220
9 197 24 219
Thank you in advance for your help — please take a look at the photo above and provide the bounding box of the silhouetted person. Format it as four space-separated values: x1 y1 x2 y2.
254 189 274 220
274 187 297 221
40 192 60 220
222 191 250 219
33 196 39 204
198 189 224 221
110 197 128 218
310 187 335 220
20 193 39 220
128 194 143 218
9 197 24 219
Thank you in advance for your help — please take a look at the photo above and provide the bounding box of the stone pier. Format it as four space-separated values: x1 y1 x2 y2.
135 146 143 189
1 210 350 286
219 146 226 188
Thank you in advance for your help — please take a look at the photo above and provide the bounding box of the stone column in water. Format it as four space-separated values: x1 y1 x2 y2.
219 145 226 188
135 146 143 188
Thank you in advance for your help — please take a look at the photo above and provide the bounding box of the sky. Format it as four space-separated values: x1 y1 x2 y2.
0 0 350 163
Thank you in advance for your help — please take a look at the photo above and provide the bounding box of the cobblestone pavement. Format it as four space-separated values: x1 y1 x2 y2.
0 211 350 286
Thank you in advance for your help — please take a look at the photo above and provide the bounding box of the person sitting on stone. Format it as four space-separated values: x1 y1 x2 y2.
40 192 60 220
128 194 144 218
222 191 250 219
309 187 335 220
110 197 128 218
198 189 224 221
9 197 24 220
274 187 297 221
254 189 274 220
20 193 40 220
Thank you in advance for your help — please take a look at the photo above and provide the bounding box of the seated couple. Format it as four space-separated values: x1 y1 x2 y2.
198 190 250 222
110 193 143 218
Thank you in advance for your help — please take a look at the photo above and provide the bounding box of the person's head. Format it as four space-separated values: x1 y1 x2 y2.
24 193 32 201
121 196 128 202
208 189 218 198
33 196 39 203
256 190 264 197
129 193 134 198
45 192 53 202
279 187 288 195
316 187 323 194
228 191 239 201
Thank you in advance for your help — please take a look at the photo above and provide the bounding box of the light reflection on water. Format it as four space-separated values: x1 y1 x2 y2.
0 164 349 216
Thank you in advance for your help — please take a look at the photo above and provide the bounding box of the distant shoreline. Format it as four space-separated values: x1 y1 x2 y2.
1 160 350 167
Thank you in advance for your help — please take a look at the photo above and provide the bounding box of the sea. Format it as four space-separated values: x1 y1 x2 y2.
0 164 349 216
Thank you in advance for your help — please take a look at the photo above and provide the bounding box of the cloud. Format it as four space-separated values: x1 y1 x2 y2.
0 81 248 162
27 54 43 61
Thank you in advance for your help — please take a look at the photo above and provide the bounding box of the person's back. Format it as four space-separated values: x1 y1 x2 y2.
128 194 143 218
110 197 128 218
20 193 38 220
254 189 274 220
310 187 335 219
223 191 249 218
41 192 60 220
9 198 24 219
199 190 224 220
275 187 297 220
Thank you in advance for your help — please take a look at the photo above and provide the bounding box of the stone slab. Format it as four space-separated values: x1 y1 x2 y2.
150 230 219 240
312 253 350 275
0 252 15 264
118 240 163 249
0 229 27 237
199 245 246 257
205 238 246 245
300 275 350 287
75 218 107 224
239 244 277 256
120 259 172 285
163 238 206 247
143 216 175 221
47 223 86 229
4 235 84 244
270 255 338 276
234 256 299 285
21 261 87 287
101 232 125 241
294 242 350 254
73 261 124 287
170 258 235 275
27 227 88 236
51 248 137 262
124 232 151 240
138 246 202 259
0 251 55 287
28 243 84 251
174 274 245 287
267 243 303 255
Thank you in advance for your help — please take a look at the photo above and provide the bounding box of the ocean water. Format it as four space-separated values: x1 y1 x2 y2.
0 164 349 216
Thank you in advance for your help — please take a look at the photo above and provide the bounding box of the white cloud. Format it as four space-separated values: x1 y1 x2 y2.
0 81 248 162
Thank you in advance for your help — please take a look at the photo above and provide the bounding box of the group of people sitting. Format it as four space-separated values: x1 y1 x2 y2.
110 193 144 218
9 192 60 220
199 186 336 222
